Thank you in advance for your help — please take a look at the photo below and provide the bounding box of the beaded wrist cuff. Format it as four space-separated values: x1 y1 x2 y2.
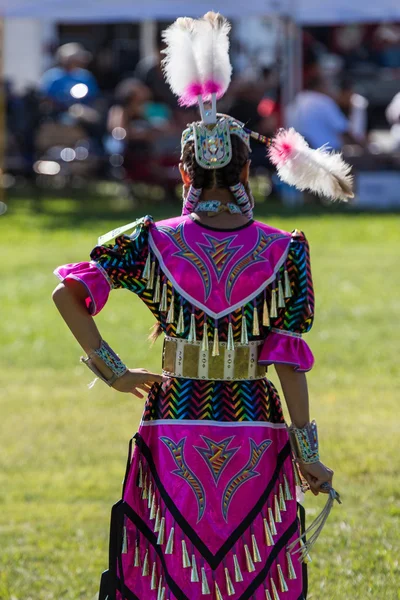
288 420 320 464
80 340 128 387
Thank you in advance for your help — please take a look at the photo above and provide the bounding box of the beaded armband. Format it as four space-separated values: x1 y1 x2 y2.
80 340 128 387
288 420 319 464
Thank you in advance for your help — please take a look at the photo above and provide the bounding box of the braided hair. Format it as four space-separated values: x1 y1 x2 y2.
181 134 250 193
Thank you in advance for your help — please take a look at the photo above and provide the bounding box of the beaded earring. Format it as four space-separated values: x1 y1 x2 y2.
229 182 253 219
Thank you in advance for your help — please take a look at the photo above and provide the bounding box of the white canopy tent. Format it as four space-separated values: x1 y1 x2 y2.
0 0 399 23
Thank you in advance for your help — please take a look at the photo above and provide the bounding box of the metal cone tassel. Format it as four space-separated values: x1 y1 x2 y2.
284 475 293 501
265 590 272 600
122 526 128 554
270 578 280 600
215 581 224 600
286 551 297 580
252 306 260 336
212 325 220 356
165 526 174 554
233 554 243 582
268 508 277 536
147 481 153 509
151 562 158 590
201 320 209 352
153 275 161 303
284 269 292 298
227 322 235 351
143 252 151 279
159 588 166 600
278 279 285 308
166 292 175 324
274 495 282 523
277 565 289 592
146 261 155 290
188 313 197 342
279 484 287 511
142 473 148 500
176 305 185 334
157 577 163 600
154 506 161 532
263 518 274 547
138 461 143 488
160 283 168 312
201 567 211 595
182 539 191 568
150 493 157 520
142 549 150 576
244 544 255 573
134 542 140 567
225 567 235 596
191 554 199 582
240 312 248 344
252 534 262 562
293 462 303 487
262 299 270 327
270 288 277 318
157 517 165 545
299 539 312 563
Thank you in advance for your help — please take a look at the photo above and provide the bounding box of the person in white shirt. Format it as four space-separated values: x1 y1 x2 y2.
288 76 351 150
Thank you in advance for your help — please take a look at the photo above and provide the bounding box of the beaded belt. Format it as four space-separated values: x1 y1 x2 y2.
162 337 266 381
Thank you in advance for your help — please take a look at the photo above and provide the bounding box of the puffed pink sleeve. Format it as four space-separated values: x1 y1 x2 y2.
258 231 315 372
54 261 112 316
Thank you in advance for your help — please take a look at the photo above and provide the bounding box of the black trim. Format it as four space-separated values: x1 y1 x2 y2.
135 434 291 568
189 214 254 232
298 502 308 599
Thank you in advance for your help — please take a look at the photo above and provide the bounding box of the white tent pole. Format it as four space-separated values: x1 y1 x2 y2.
140 19 156 60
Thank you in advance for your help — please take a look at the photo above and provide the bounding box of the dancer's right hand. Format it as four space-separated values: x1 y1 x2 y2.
112 368 165 398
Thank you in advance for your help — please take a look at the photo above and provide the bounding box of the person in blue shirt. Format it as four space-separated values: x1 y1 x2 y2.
40 43 99 109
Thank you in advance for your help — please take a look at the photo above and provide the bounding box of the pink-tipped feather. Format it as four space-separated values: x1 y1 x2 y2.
203 79 223 97
268 128 354 201
179 82 203 107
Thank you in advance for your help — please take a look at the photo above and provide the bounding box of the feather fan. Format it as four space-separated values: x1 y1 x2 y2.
161 17 202 106
268 129 354 201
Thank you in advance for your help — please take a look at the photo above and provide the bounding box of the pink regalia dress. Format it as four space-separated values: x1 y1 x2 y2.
55 212 315 600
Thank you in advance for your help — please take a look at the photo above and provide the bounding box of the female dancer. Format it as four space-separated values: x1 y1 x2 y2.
53 13 348 600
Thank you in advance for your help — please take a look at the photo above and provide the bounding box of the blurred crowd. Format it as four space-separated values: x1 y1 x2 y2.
5 22 400 196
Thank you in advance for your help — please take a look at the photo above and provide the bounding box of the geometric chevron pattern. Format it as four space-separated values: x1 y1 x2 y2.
143 377 285 423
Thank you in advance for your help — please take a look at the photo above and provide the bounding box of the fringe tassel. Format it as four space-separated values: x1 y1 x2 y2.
284 474 293 501
212 323 220 357
153 274 161 303
288 487 341 561
284 269 292 298
182 539 191 568
274 495 282 523
143 252 151 279
160 283 168 312
233 554 243 582
268 507 277 536
122 525 128 553
150 562 158 590
279 484 287 511
157 517 165 545
252 534 262 562
278 279 285 308
262 298 270 327
215 581 224 600
142 549 150 576
165 527 174 554
240 311 249 344
166 292 175 324
244 544 255 573
252 306 260 336
201 320 209 352
263 518 274 547
201 567 211 595
286 551 297 580
277 565 289 592
270 288 278 318
227 322 235 351
191 554 199 582
176 305 185 334
225 567 235 596
146 261 155 290
188 312 197 342
270 578 280 600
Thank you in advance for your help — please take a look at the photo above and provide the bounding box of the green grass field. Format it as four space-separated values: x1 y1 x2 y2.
1 196 399 600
